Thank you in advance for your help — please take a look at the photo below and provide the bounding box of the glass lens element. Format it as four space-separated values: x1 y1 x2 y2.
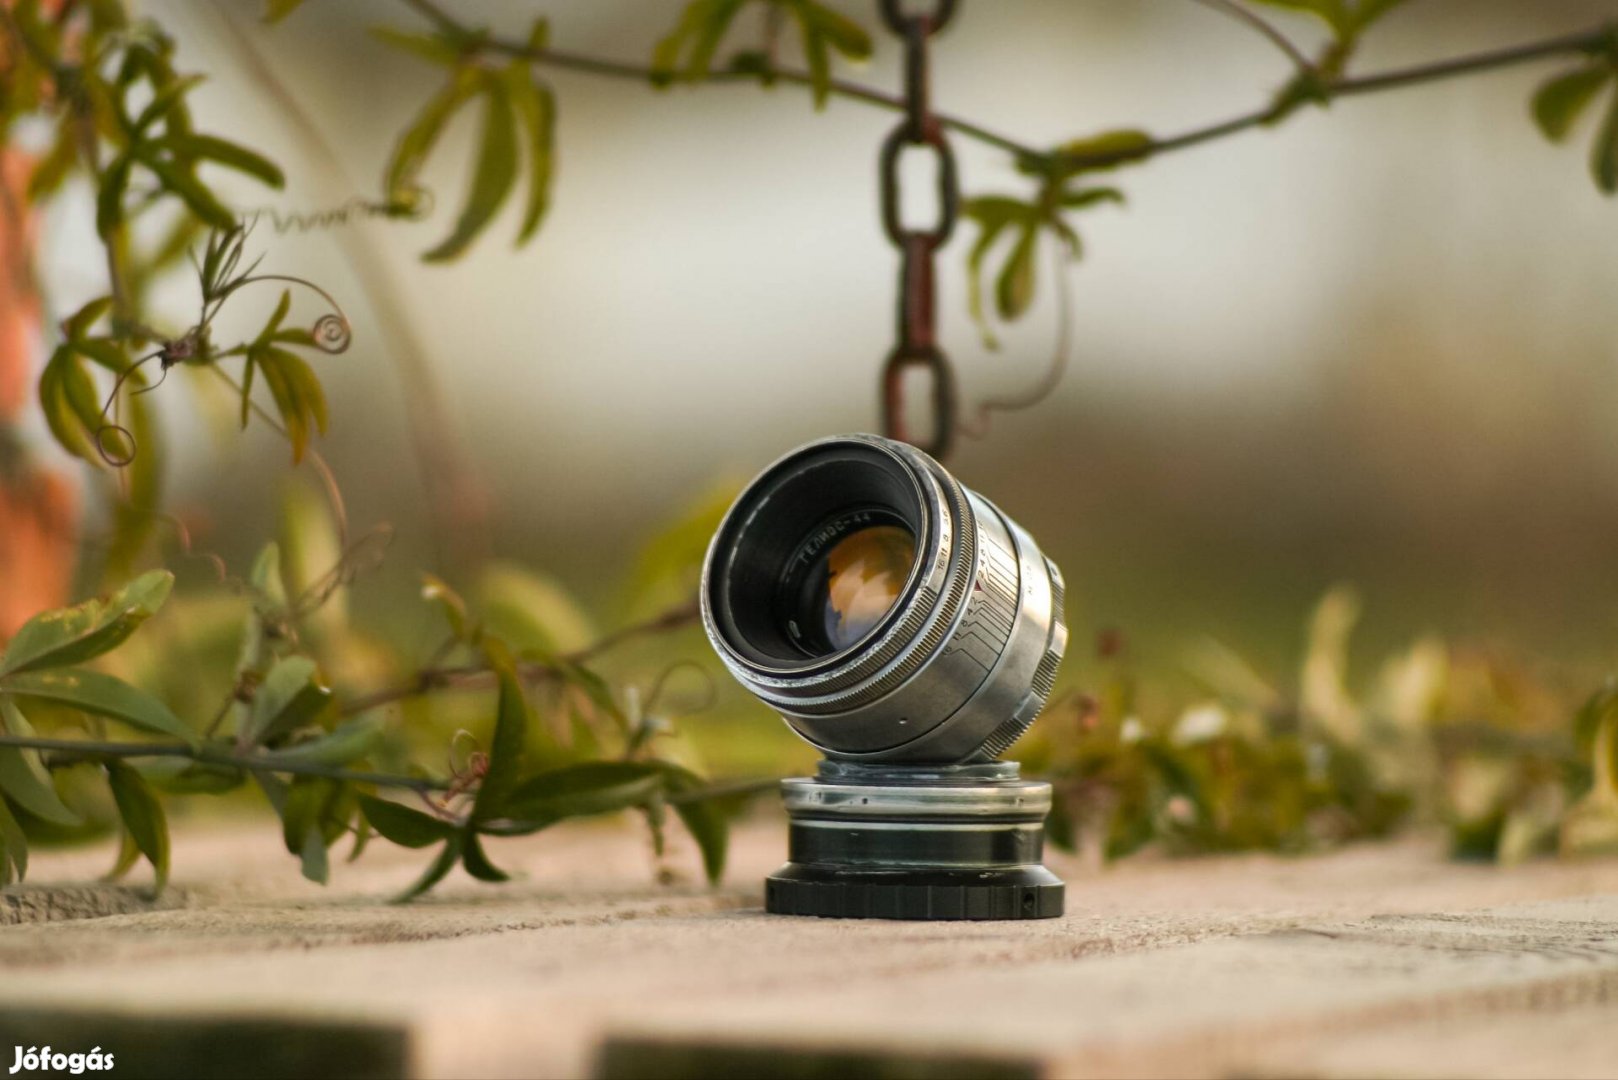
817 525 916 651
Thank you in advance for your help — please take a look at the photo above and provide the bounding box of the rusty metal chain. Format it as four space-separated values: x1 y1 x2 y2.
877 0 960 461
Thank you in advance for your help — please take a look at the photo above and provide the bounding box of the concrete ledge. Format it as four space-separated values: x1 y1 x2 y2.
3 821 1617 1077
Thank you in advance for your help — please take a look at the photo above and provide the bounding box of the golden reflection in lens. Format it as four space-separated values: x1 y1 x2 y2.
819 525 916 651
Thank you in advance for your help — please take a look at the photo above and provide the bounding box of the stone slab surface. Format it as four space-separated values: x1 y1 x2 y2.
2 814 1616 1078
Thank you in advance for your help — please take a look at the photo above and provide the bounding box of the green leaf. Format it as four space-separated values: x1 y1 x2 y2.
1590 84 1618 195
1561 708 1618 857
460 832 510 882
95 154 133 237
424 74 520 262
132 74 207 135
137 151 236 228
1 669 196 746
421 573 477 643
135 757 246 795
1048 129 1154 174
962 196 1035 347
395 836 463 902
300 830 331 885
38 348 104 464
256 345 328 463
1060 186 1126 211
502 65 555 244
0 700 81 827
263 0 307 23
477 561 596 655
662 764 730 884
107 761 171 894
105 827 142 883
370 26 462 66
385 66 481 208
1532 66 1612 143
995 223 1039 321
1 570 173 676
260 717 383 768
653 0 749 82
470 663 529 824
170 133 286 189
497 761 665 831
245 656 333 746
280 777 339 883
0 796 26 886
63 296 114 340
359 794 456 848
790 0 871 109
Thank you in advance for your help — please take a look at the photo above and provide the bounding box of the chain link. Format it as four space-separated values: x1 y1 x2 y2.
877 0 960 460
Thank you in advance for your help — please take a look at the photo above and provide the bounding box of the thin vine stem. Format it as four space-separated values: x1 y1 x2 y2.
401 0 1043 160
404 0 1614 173
1056 24 1616 170
0 733 445 792
0 733 775 805
1190 0 1311 72
336 601 702 718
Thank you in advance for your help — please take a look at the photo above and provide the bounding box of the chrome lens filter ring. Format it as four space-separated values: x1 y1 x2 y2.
700 434 1068 764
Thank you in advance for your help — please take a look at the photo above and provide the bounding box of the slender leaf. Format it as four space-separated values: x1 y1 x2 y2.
170 133 285 188
359 794 456 848
63 296 114 340
0 700 80 827
424 74 520 262
385 66 481 207
503 65 555 244
245 656 333 746
1048 129 1154 174
107 761 171 893
0 570 174 676
470 663 529 824
1 668 196 746
138 152 236 228
661 763 729 883
1531 66 1612 143
395 836 463 902
497 761 665 830
260 717 383 768
995 223 1039 321
0 796 26 886
370 26 462 66
460 832 510 882
1590 84 1618 195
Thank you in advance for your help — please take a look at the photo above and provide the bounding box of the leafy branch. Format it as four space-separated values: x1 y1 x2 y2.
365 0 1618 414
0 563 762 898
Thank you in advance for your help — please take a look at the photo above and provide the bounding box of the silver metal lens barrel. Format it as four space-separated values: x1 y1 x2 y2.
700 434 1068 764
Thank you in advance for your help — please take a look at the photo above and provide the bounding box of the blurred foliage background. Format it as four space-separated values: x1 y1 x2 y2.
4 0 1618 891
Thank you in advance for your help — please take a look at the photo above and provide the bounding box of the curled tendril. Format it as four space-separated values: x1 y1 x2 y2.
287 523 395 621
959 244 1077 441
642 660 718 719
93 350 163 467
312 312 352 353
94 423 137 467
247 191 433 236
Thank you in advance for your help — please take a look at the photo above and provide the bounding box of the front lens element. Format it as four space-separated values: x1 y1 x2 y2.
816 525 916 651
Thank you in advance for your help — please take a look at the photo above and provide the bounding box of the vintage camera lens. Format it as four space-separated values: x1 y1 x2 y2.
702 433 1067 764
701 434 1069 920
